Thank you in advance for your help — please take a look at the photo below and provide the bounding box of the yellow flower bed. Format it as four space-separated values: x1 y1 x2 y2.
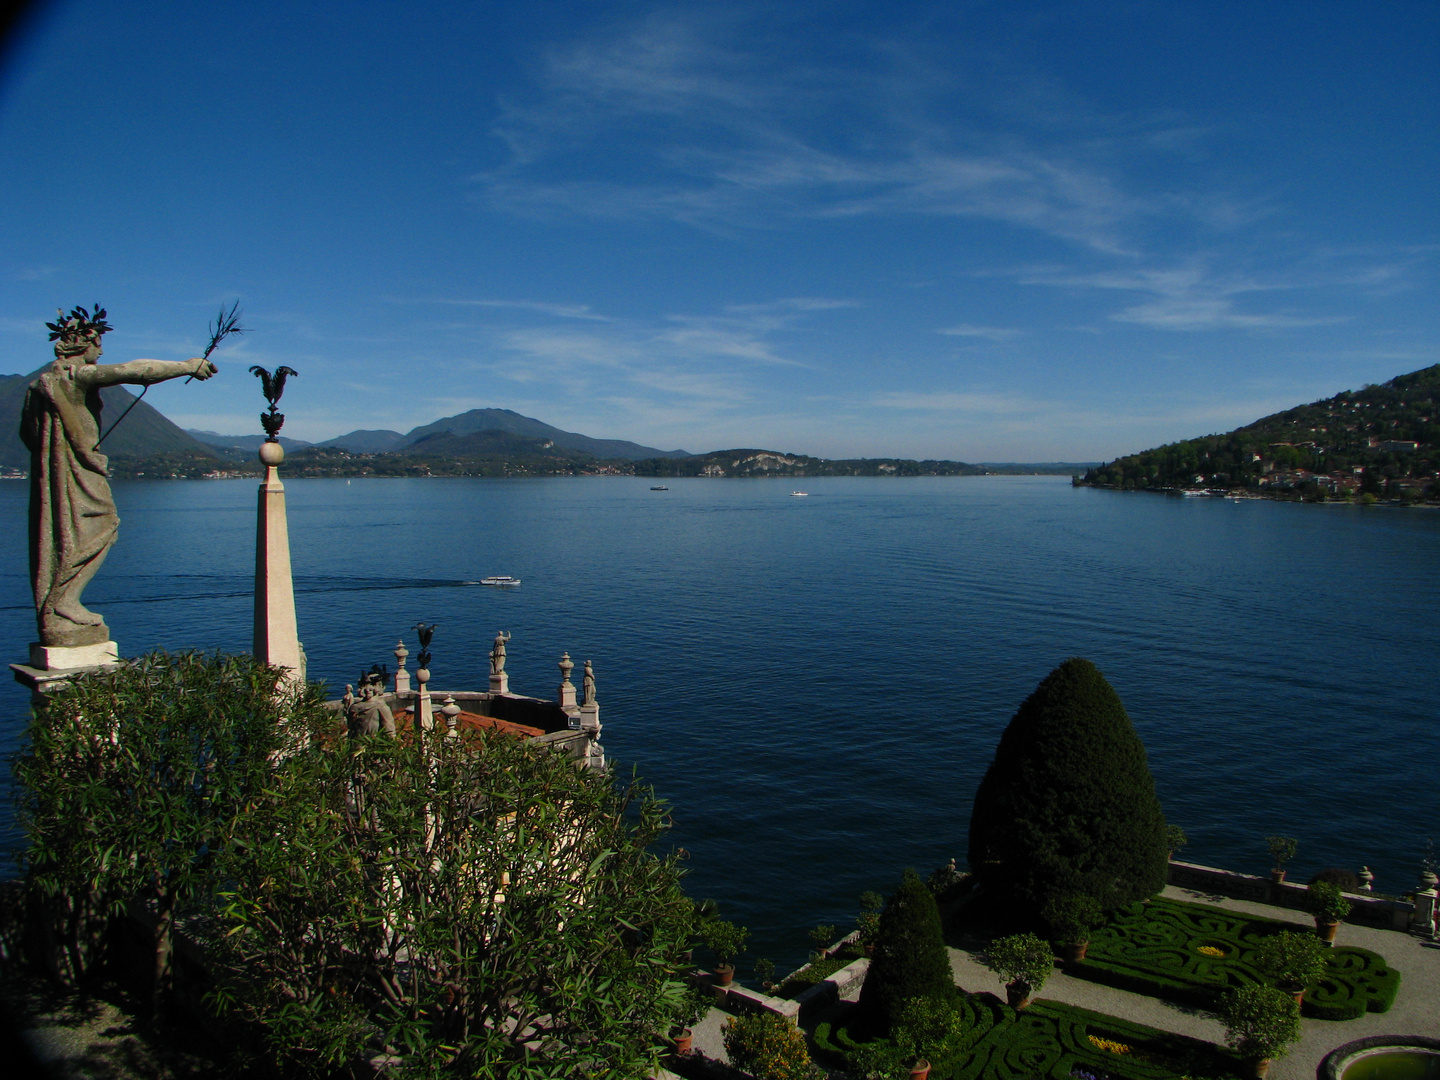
1088 1034 1168 1066
1197 945 1226 957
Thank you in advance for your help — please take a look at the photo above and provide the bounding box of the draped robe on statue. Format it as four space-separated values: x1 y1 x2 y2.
21 364 119 647
20 355 208 649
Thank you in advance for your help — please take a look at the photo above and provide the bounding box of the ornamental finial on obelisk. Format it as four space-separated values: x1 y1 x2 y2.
252 363 304 682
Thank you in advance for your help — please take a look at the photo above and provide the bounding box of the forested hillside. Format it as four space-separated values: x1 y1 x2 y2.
1082 364 1440 502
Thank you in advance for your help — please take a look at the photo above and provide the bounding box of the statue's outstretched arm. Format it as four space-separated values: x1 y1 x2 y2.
77 357 216 387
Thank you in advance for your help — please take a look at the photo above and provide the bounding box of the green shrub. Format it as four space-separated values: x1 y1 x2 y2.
1265 835 1298 872
1254 930 1327 989
858 890 885 946
856 869 955 1032
703 918 750 966
1042 892 1106 944
1307 881 1353 921
1069 897 1399 1021
723 1012 818 1080
1309 867 1360 891
967 658 1169 912
1219 985 1301 1061
13 651 319 998
816 995 1239 1080
982 932 1054 992
1165 824 1188 858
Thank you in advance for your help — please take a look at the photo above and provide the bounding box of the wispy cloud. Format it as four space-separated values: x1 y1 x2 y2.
1017 262 1372 332
937 324 1023 341
395 297 612 321
471 12 1203 254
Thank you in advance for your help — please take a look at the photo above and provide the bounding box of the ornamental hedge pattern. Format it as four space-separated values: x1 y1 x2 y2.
815 994 1243 1080
1074 898 1399 1020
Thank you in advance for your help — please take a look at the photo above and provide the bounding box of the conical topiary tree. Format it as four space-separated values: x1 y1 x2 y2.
856 869 954 1032
967 658 1168 913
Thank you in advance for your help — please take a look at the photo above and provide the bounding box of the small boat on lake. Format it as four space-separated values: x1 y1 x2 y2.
650 485 669 491
480 576 521 587
789 490 808 497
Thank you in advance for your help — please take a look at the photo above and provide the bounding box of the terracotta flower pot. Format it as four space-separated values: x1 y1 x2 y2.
714 963 735 986
1065 940 1088 963
1270 869 1286 885
671 1028 693 1056
1250 1056 1271 1078
1315 918 1340 944
1005 980 1032 1009
1281 981 1305 1006
908 1059 931 1080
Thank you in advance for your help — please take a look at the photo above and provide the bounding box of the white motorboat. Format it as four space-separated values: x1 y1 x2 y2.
789 490 808 497
480 575 521 587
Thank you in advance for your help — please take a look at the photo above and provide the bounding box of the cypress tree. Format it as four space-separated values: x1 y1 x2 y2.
967 657 1168 912
856 870 954 1032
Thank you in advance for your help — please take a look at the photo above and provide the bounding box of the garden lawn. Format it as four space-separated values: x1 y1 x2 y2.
814 993 1244 1080
1074 898 1399 1020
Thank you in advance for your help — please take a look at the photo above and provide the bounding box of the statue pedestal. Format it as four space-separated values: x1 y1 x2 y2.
489 670 509 695
11 640 121 698
30 640 119 669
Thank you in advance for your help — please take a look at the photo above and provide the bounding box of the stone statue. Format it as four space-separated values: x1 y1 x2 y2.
344 670 396 737
21 306 215 651
582 659 596 706
490 630 511 676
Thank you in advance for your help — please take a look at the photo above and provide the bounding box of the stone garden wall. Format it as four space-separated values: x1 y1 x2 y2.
1165 859 1414 930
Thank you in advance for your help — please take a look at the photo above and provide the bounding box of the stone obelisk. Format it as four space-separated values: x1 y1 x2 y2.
254 439 304 682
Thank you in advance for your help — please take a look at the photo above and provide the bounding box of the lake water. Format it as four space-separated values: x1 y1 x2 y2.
1 475 1436 975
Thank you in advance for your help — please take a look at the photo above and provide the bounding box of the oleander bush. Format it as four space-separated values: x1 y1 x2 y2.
1071 898 1399 1020
815 994 1243 1079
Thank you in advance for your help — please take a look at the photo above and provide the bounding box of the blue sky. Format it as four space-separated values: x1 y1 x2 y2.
1 0 1435 460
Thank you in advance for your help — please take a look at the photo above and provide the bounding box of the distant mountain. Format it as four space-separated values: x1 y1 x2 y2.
1 367 221 472
1082 363 1440 500
631 448 982 478
400 430 592 459
316 429 406 454
398 409 688 461
188 430 314 462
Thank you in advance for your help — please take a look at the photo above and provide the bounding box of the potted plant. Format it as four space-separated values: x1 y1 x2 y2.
702 918 750 986
1253 930 1327 1005
1265 835 1298 885
670 983 709 1056
1166 824 1189 862
1041 892 1105 962
982 932 1053 1009
808 923 837 961
858 891 884 956
1219 984 1301 1078
753 956 777 992
891 995 963 1080
1306 881 1351 944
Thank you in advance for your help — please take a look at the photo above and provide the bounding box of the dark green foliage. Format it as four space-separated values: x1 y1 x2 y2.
1218 985 1301 1061
856 870 955 1031
968 658 1169 913
13 652 315 993
1308 867 1360 890
1071 898 1399 1020
14 652 698 1077
1306 881 1353 921
815 995 1243 1079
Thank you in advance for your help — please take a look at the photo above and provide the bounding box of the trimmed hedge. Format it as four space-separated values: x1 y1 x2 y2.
1073 898 1399 1021
815 993 1242 1079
